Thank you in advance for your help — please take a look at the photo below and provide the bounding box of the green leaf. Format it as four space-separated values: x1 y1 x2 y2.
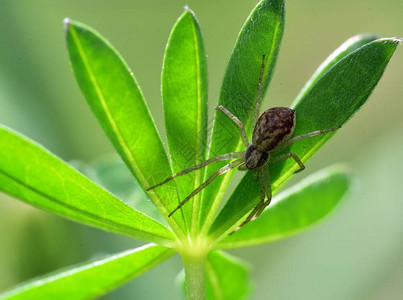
162 9 208 233
84 155 166 224
64 19 186 236
0 244 175 300
200 0 285 231
210 37 400 238
295 34 379 101
217 166 350 249
205 251 250 300
0 125 174 245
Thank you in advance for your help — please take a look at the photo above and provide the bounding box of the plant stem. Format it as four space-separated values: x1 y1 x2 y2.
182 251 207 300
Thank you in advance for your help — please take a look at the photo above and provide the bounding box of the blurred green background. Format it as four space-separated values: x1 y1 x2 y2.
0 0 402 299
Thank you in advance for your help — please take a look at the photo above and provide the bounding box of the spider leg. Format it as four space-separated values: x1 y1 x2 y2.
215 105 250 147
238 164 248 171
230 198 262 235
254 166 272 219
231 164 270 234
270 152 305 173
147 151 245 191
168 158 245 217
270 126 341 155
253 54 266 125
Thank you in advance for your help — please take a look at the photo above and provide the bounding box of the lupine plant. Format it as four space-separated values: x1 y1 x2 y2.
0 0 400 299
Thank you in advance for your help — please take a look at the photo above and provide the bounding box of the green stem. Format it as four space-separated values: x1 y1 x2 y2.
181 248 208 300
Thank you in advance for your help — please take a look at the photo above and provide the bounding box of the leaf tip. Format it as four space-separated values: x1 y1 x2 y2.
178 6 198 26
63 18 71 30
183 5 196 17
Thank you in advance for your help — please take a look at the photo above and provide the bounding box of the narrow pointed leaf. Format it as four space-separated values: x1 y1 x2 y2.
0 244 175 300
210 38 400 237
206 251 250 300
162 9 208 233
64 19 186 235
0 126 174 245
200 0 285 230
295 34 380 101
216 166 350 249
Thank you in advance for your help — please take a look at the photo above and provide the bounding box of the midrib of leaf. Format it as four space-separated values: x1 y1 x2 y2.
69 27 184 237
201 11 282 234
190 13 204 237
70 29 143 188
0 169 172 244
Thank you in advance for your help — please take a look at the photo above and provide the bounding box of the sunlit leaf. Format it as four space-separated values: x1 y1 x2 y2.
200 0 285 232
217 166 350 249
0 244 175 300
0 126 174 245
162 9 208 233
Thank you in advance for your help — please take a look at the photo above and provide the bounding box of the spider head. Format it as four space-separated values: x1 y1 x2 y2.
244 144 269 170
252 107 296 152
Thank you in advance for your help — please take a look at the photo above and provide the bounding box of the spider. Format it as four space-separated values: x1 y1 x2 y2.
147 55 340 233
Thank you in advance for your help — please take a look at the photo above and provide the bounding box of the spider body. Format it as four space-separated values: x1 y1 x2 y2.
243 107 296 171
147 55 340 232
243 144 269 170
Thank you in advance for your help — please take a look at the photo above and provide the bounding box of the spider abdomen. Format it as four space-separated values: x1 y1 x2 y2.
252 107 296 152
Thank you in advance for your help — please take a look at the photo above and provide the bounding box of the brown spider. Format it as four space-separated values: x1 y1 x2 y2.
147 55 340 233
